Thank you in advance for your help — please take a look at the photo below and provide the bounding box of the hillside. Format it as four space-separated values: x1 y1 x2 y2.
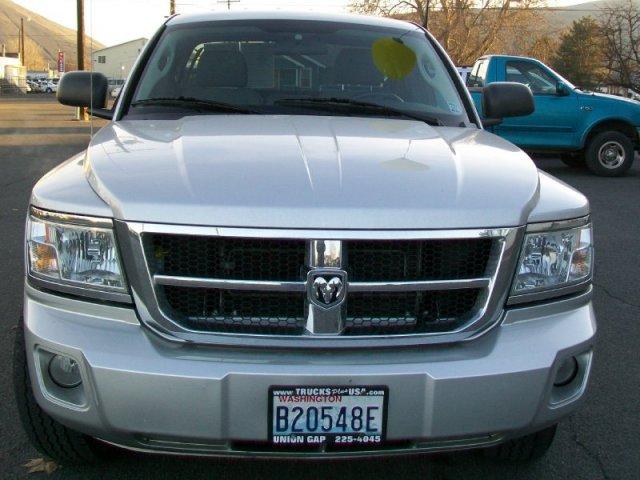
0 0 103 71
545 0 640 29
546 1 607 28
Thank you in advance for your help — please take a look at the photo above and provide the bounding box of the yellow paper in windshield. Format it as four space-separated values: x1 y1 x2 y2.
371 38 417 80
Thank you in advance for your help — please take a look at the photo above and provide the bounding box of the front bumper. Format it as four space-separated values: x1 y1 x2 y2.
23 283 596 457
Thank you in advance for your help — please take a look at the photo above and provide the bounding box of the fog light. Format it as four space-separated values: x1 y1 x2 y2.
554 356 578 387
48 355 82 388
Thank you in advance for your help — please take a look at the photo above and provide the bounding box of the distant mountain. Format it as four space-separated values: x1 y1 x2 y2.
0 0 103 71
545 1 605 28
545 0 640 29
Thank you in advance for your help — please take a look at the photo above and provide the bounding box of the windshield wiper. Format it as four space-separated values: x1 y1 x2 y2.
274 97 444 126
131 97 258 114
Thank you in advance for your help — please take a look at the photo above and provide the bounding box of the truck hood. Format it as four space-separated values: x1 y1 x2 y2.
579 90 640 106
86 115 540 229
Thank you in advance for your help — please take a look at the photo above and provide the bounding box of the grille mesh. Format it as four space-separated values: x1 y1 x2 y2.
345 289 480 334
146 234 306 281
162 286 306 334
347 239 493 282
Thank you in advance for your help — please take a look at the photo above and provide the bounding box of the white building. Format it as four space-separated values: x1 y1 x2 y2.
91 38 148 83
0 55 27 93
0 55 21 77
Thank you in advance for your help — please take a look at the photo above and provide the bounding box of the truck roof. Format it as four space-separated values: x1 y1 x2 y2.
477 54 544 62
167 10 417 30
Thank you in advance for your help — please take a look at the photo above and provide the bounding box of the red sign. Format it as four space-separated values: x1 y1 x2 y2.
57 51 65 73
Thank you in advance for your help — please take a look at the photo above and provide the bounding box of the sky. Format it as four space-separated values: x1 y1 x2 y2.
13 0 594 47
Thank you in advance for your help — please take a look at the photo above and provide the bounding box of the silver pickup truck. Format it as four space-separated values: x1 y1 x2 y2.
15 11 596 464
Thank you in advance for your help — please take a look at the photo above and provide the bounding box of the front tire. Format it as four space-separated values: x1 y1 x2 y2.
484 425 557 461
13 319 107 465
585 131 634 176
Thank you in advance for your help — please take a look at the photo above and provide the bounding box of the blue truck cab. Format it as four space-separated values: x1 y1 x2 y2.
468 55 640 176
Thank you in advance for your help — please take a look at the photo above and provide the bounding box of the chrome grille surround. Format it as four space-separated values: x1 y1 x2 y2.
115 222 523 348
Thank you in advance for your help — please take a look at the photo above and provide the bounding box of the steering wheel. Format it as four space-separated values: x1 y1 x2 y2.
353 92 405 103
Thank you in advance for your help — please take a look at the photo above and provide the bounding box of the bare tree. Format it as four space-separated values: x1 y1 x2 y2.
525 35 559 65
600 0 640 91
351 0 432 26
350 0 547 65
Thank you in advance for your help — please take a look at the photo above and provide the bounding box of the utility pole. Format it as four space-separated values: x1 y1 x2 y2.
217 0 239 10
20 17 25 66
76 0 88 120
76 0 84 71
170 0 175 15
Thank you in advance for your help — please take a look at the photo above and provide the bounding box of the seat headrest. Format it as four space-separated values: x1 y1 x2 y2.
193 49 248 88
334 48 384 86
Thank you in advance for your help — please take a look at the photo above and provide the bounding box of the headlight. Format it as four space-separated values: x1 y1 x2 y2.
27 207 130 302
510 220 593 302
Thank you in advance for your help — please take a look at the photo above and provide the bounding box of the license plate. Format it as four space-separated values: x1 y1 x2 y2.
269 385 387 447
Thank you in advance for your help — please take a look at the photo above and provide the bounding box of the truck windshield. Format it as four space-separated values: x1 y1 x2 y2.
128 19 470 126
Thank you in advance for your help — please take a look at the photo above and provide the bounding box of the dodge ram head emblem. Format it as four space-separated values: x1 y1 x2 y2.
307 270 347 308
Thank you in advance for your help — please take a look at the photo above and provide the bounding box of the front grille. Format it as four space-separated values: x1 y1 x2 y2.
144 233 499 337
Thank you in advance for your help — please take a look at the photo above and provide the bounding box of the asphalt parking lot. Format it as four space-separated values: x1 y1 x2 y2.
0 96 638 479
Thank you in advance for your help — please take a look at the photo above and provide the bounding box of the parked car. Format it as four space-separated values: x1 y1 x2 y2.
16 12 595 466
41 80 58 93
26 80 40 93
467 55 640 176
107 78 125 96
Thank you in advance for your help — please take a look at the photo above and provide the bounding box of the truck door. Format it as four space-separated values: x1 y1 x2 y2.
494 59 578 150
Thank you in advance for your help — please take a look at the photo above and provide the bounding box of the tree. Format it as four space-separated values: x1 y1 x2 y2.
525 35 559 65
551 17 606 89
349 0 547 65
600 0 640 91
351 0 432 27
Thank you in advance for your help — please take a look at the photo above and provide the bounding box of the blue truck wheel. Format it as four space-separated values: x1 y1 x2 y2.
585 131 634 177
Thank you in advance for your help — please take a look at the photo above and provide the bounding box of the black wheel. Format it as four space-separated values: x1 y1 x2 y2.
13 319 107 465
560 153 585 168
45 88 52 93
585 131 634 176
484 424 557 461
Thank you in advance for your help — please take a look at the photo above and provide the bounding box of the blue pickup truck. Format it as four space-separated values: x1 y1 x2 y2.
467 55 640 176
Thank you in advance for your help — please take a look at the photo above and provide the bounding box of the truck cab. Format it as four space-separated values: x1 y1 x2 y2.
468 54 640 176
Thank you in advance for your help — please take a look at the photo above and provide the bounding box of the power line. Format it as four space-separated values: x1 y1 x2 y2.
0 2 613 46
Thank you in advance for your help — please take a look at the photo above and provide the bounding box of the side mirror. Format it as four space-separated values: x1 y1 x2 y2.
482 82 534 126
556 81 570 96
57 71 112 119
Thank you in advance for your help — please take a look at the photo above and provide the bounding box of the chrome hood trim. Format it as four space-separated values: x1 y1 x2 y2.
86 115 540 229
